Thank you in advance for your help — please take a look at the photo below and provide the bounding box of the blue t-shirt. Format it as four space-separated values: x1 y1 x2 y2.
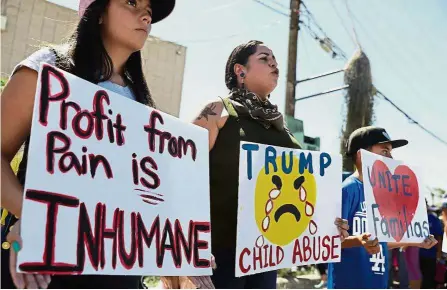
419 212 442 258
328 175 389 289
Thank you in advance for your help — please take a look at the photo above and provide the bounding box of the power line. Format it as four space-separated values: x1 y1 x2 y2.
252 0 289 17
303 3 447 147
295 85 349 102
300 3 348 60
376 90 447 146
172 0 285 44
329 0 356 46
343 0 361 48
300 3 447 147
296 68 345 84
268 0 289 10
300 21 347 60
255 0 347 61
252 0 347 61
255 0 447 147
348 8 439 112
300 2 331 38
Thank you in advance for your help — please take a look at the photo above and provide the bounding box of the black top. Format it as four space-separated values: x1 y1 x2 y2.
209 97 300 252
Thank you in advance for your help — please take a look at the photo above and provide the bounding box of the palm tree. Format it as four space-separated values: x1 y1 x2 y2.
341 50 375 171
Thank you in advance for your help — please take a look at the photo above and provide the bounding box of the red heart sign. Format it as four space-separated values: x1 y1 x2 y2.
368 160 419 242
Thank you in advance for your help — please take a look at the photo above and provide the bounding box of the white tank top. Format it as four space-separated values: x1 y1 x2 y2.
12 47 137 101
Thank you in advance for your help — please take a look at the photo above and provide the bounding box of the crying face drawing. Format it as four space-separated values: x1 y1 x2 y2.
254 155 317 246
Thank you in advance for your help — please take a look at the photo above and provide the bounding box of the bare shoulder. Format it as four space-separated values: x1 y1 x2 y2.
192 98 228 129
196 98 224 121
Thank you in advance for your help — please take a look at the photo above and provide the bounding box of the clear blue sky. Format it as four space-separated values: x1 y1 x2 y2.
51 0 447 203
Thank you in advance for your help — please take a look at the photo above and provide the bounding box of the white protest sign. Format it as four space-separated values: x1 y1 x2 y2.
18 63 212 276
361 149 428 243
235 142 342 277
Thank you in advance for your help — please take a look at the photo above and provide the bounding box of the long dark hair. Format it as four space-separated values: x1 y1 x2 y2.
55 0 155 107
4 0 158 254
224 40 263 90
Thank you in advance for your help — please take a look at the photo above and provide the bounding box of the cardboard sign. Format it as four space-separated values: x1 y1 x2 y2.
361 150 428 243
17 63 212 276
235 142 342 277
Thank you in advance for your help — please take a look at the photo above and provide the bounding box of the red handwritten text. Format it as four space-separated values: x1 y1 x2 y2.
19 189 211 274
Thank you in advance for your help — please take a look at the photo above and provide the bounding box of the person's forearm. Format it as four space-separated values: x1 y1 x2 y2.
0 157 24 217
389 234 442 250
388 242 419 249
341 235 362 248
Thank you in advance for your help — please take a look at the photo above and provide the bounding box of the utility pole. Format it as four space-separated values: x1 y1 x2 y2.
285 0 301 117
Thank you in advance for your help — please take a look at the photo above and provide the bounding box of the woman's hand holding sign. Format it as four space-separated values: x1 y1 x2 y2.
7 220 52 289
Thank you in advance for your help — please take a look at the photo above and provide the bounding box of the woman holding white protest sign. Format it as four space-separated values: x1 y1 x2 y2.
160 40 350 289
1 0 175 288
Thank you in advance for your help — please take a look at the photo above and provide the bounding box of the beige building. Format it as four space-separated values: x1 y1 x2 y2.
1 0 186 116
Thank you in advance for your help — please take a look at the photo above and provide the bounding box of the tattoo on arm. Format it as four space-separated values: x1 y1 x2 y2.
197 103 217 121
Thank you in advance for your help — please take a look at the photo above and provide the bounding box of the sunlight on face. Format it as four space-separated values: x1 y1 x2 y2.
243 45 279 96
101 0 152 51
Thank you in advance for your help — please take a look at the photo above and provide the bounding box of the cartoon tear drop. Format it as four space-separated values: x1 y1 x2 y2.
262 216 270 231
265 200 273 215
305 201 314 216
269 189 280 199
256 235 265 248
299 186 307 202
